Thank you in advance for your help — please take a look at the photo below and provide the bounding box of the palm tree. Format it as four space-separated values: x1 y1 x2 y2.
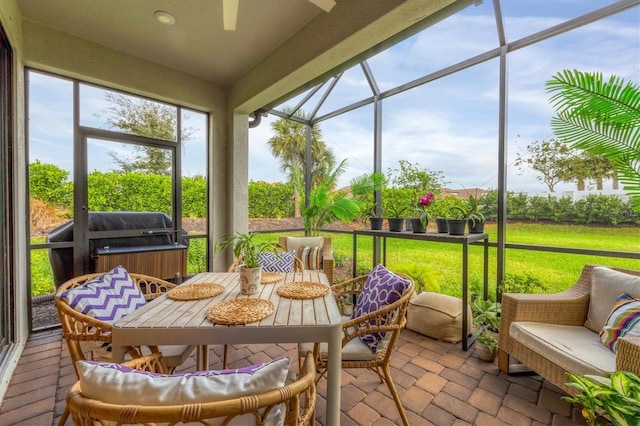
267 108 336 216
547 70 640 212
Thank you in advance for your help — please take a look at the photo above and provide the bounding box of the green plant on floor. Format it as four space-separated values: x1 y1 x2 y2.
471 298 501 332
563 371 640 426
475 330 498 352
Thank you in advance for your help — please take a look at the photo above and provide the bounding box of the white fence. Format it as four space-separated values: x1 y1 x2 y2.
526 190 629 202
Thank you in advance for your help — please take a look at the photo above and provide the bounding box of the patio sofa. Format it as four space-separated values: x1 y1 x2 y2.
498 264 640 395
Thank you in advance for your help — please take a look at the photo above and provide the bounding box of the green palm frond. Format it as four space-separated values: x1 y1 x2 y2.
547 70 640 212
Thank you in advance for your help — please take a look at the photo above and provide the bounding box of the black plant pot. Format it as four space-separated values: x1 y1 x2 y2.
387 217 404 232
446 219 467 235
370 217 383 230
435 218 448 233
410 218 426 233
468 219 485 234
405 218 413 231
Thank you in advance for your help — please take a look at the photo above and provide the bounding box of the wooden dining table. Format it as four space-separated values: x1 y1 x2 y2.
111 270 343 425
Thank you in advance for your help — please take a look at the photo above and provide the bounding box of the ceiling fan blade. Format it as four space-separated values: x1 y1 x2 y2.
223 0 239 31
308 0 336 13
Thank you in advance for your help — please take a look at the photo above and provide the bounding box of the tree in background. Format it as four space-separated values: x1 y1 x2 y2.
562 153 616 191
514 138 576 192
267 108 336 217
547 70 640 212
103 93 193 175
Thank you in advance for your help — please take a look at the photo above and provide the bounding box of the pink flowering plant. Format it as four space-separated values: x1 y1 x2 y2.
415 192 435 227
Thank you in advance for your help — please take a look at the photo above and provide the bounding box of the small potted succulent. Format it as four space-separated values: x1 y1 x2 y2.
454 194 485 233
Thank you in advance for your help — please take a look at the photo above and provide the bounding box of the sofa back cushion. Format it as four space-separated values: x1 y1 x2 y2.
585 267 640 332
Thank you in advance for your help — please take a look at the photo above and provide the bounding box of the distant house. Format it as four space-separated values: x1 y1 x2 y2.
442 188 486 200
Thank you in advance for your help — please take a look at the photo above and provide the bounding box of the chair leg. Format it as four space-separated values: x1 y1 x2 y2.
223 344 228 369
382 364 409 426
57 406 69 426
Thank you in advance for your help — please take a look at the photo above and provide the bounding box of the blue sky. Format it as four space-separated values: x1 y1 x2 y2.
248 1 640 193
27 1 639 195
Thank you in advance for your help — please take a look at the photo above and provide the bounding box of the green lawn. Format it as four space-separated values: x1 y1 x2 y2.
262 222 640 300
31 222 640 298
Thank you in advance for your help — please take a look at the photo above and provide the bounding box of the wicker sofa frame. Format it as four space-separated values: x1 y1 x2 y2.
498 264 640 395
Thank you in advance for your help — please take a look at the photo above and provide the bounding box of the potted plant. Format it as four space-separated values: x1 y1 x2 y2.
302 159 361 236
214 232 282 294
410 192 434 233
339 294 354 316
452 193 485 234
563 371 640 426
385 202 408 232
351 172 386 230
446 207 467 235
472 298 501 362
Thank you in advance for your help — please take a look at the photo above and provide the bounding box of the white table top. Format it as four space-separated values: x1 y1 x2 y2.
113 270 343 347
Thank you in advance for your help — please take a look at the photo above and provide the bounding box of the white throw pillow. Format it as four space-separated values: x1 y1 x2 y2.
584 267 640 332
77 357 291 425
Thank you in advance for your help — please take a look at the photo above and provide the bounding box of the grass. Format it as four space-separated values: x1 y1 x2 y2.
30 222 640 298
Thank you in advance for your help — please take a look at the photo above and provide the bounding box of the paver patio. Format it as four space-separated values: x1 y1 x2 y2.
0 328 589 425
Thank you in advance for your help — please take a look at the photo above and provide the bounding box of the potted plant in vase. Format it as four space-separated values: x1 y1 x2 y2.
446 207 467 235
214 232 282 295
410 192 434 233
472 298 501 362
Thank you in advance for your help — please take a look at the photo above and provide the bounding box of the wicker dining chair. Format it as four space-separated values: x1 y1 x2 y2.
55 272 195 377
66 351 317 426
298 272 415 426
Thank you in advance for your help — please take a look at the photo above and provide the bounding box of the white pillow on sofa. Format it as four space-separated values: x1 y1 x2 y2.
77 357 291 406
585 267 640 332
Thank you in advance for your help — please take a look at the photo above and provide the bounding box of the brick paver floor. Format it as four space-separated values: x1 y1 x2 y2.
0 328 589 425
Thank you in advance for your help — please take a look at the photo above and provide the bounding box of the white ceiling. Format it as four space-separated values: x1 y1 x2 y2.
17 0 329 87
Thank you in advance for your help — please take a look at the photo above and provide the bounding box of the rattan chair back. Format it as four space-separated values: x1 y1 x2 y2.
55 272 185 377
66 351 317 425
306 272 415 426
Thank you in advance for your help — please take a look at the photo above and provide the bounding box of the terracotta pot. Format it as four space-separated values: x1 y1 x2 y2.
239 265 262 295
475 341 497 362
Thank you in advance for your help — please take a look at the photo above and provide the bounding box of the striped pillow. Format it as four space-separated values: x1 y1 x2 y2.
296 245 323 270
600 293 640 353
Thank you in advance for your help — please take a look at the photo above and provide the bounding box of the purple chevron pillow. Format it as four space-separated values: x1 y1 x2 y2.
60 266 146 323
353 264 411 353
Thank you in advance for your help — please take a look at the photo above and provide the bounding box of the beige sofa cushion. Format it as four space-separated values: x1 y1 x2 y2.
284 237 324 251
584 267 640 332
510 321 616 377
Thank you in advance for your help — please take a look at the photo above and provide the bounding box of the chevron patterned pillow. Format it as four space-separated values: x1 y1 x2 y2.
60 265 146 323
258 250 295 272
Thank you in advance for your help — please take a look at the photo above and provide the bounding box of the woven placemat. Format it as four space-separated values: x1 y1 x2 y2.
168 283 224 301
277 281 329 299
206 299 275 325
261 272 285 284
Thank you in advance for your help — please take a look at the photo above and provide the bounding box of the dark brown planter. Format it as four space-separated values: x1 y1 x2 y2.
435 218 448 233
468 219 485 233
410 218 426 233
